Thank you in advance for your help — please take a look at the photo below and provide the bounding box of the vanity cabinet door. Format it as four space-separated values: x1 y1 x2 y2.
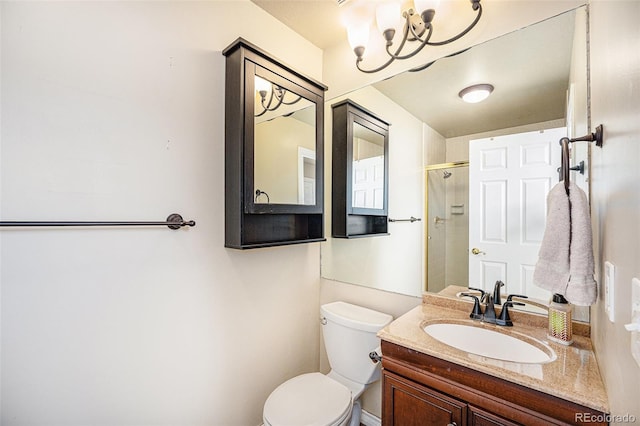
383 371 466 426
469 405 521 426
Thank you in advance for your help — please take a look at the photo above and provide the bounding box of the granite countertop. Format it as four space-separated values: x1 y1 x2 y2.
377 293 609 413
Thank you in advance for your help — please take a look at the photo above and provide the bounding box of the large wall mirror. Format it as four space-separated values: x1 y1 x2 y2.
321 6 590 320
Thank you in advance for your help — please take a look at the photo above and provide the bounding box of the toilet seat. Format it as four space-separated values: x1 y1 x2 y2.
263 372 352 426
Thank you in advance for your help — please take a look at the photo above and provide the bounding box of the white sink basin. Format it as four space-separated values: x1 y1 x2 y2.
423 322 555 364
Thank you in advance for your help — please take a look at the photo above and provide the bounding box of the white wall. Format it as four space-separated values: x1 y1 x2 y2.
255 117 315 204
589 0 640 422
0 2 323 425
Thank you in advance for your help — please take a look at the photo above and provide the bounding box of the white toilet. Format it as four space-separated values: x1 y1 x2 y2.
263 301 393 426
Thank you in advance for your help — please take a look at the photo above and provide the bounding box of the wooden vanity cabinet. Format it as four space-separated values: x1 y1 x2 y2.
381 341 607 426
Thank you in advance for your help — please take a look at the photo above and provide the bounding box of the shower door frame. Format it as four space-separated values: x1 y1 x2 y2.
424 161 469 293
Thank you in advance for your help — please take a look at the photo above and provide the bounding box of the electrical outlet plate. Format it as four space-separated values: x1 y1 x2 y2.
604 261 615 322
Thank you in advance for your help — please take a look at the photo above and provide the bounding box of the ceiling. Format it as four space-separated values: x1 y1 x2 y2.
251 1 578 137
252 0 346 50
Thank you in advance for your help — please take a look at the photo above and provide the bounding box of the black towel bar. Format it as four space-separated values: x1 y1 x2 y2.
0 213 195 230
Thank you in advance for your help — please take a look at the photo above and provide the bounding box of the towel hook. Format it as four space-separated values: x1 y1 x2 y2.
558 124 604 195
569 124 604 147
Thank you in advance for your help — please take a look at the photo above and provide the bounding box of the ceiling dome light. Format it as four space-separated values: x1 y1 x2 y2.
458 84 494 103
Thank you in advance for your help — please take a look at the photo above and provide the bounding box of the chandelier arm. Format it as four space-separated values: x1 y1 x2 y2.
274 86 302 106
261 88 276 110
407 18 426 40
255 89 274 117
274 86 286 101
384 20 412 59
266 87 285 111
425 4 482 47
388 25 433 61
357 18 411 74
281 94 302 105
405 16 421 42
356 55 398 74
255 85 287 116
357 21 432 73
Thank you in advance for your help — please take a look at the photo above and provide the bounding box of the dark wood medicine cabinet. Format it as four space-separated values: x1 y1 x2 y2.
332 99 390 238
223 38 327 249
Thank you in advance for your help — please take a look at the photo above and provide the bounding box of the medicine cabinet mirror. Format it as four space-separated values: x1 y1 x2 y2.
332 99 390 238
223 38 327 249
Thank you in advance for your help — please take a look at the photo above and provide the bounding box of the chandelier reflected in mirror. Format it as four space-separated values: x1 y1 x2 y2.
254 76 302 117
343 0 483 73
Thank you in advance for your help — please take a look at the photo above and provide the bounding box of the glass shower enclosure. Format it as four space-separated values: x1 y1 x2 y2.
425 162 469 293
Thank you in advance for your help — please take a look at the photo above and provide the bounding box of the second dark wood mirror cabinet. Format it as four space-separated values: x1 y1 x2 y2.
223 38 327 249
332 99 390 238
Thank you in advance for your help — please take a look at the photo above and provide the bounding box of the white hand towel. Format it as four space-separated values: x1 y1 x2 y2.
565 182 597 306
533 182 597 306
533 182 571 295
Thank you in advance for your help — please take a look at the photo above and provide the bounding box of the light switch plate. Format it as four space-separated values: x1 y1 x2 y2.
604 261 615 323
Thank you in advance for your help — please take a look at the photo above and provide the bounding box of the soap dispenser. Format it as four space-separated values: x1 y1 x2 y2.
548 293 573 345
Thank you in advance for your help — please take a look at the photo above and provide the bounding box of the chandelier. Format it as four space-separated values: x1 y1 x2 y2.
344 0 483 73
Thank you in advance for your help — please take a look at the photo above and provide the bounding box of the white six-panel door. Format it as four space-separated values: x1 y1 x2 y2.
352 155 385 209
468 128 565 300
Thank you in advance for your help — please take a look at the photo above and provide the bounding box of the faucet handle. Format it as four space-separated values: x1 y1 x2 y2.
460 293 483 320
468 287 487 303
496 297 527 326
507 294 528 302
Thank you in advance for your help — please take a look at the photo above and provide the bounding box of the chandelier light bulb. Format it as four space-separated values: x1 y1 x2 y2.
376 1 402 34
254 76 271 98
414 0 441 13
347 22 370 52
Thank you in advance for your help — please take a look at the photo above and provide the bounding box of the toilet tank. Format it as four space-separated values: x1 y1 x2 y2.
321 301 393 385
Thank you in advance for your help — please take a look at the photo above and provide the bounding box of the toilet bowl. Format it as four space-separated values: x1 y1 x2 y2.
262 302 393 426
263 373 352 426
